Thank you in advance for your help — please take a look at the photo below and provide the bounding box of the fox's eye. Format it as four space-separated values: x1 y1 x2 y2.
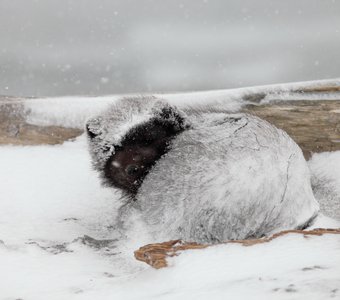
125 165 139 176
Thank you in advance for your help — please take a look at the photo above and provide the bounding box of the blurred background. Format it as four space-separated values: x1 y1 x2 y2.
0 0 339 97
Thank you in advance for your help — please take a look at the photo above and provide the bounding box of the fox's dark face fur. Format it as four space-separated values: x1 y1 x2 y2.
86 99 187 197
102 121 182 195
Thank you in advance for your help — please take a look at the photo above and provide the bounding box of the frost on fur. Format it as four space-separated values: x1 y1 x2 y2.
86 97 189 194
86 97 319 243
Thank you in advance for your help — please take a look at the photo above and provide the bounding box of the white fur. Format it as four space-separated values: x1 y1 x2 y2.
87 97 319 243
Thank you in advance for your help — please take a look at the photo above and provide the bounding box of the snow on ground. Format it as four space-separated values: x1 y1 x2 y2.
0 135 339 300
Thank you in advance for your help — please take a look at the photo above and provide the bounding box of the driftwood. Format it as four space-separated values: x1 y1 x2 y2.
4 100 339 157
1 82 340 159
0 100 82 145
134 228 340 269
243 100 340 159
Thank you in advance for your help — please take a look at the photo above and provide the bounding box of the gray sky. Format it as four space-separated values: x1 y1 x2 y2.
0 0 340 97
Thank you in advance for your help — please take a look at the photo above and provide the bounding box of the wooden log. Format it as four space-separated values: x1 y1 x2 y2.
1 80 340 157
243 100 340 159
0 99 82 145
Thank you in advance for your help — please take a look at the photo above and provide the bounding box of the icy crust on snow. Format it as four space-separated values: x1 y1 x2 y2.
86 98 319 243
0 137 339 300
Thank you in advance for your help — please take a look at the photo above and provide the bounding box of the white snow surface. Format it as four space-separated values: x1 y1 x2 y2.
0 136 339 300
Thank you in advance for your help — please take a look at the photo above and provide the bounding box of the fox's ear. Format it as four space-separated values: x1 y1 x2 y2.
152 103 188 132
85 117 102 139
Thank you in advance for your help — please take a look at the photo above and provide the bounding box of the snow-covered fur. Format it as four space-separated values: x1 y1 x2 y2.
86 97 319 243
